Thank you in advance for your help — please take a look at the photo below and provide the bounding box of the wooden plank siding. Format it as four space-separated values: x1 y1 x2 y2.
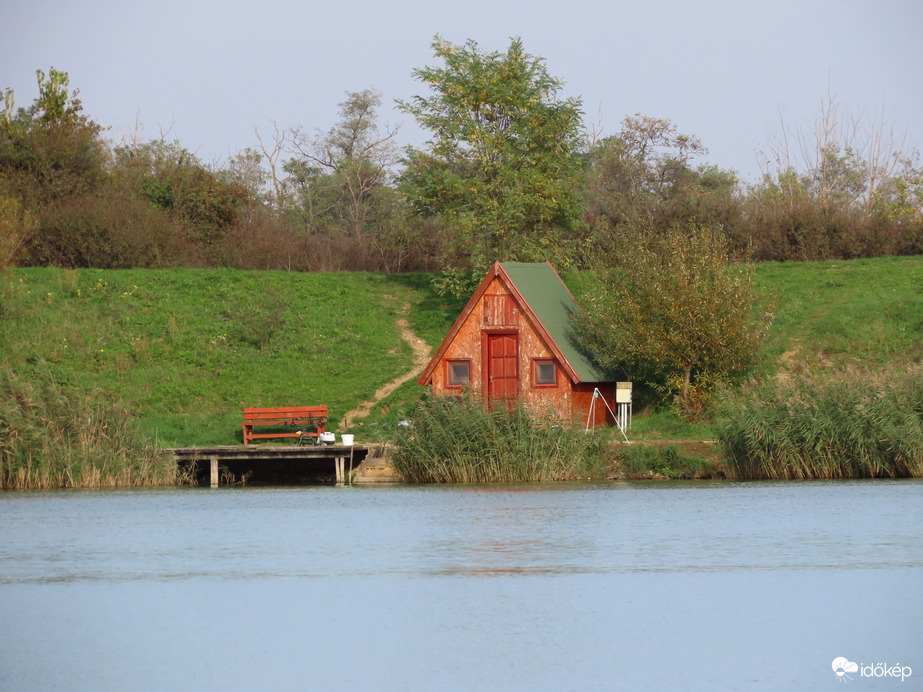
419 263 618 426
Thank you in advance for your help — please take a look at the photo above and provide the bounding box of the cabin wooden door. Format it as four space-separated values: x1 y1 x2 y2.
487 333 518 401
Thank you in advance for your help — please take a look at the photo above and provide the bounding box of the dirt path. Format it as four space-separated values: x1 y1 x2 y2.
342 303 432 426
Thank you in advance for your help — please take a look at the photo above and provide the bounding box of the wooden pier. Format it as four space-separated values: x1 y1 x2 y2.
170 444 374 487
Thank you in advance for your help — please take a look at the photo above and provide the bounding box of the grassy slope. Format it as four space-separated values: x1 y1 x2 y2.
2 256 920 447
1 268 464 446
754 255 923 370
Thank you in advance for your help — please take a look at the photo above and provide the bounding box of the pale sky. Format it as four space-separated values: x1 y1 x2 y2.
2 0 921 182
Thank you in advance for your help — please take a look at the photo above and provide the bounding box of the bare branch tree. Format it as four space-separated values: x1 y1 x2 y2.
254 120 289 209
759 93 913 218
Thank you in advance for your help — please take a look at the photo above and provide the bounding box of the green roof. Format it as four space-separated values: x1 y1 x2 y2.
501 262 611 383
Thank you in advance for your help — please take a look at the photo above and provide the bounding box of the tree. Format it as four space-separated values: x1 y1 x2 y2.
583 115 727 242
398 36 585 291
1 68 105 205
577 225 774 418
1 68 113 266
287 88 399 240
224 147 267 202
253 120 289 210
112 138 249 250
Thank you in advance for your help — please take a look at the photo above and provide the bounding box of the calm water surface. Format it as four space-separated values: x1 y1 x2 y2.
1 480 920 691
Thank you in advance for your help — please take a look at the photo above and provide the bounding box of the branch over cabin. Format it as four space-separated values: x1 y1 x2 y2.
418 261 617 425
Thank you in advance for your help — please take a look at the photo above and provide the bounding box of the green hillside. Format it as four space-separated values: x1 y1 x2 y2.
753 255 923 370
1 256 921 448
1 268 465 446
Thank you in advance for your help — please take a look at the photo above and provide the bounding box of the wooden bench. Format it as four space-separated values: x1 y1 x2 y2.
241 406 328 445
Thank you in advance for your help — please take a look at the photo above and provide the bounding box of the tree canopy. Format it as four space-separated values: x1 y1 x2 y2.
1 56 920 277
577 224 775 418
398 36 585 292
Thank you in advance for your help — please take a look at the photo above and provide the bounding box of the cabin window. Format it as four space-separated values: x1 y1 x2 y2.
446 360 471 388
533 359 557 387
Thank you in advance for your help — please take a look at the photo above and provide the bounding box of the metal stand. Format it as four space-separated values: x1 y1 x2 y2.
585 388 630 442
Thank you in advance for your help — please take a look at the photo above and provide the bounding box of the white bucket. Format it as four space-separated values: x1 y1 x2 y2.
341 434 354 446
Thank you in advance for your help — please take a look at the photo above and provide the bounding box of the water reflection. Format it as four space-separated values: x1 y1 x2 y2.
0 480 921 691
2 481 922 584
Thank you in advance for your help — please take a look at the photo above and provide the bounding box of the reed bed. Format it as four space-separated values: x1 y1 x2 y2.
0 367 183 489
714 367 923 479
391 392 603 483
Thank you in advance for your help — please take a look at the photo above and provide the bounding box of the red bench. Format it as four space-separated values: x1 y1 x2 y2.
241 406 328 445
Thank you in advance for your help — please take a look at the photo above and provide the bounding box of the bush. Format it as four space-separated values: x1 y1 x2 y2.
0 366 182 489
392 391 604 483
714 367 923 479
616 444 711 479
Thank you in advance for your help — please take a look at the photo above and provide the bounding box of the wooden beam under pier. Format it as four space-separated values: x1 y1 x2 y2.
170 445 371 487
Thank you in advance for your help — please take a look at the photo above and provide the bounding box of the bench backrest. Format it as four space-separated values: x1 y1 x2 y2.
242 406 328 422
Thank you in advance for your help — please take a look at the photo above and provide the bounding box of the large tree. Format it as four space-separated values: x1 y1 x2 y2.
1 68 112 266
583 115 741 251
287 88 400 241
1 68 106 205
577 224 774 418
398 36 585 292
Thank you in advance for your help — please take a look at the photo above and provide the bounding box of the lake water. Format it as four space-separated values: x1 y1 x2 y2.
1 480 920 691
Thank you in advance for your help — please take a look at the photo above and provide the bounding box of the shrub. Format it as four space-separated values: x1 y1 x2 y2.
0 366 182 489
616 444 711 479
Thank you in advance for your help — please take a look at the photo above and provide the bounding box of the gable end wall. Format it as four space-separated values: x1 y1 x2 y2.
430 277 586 420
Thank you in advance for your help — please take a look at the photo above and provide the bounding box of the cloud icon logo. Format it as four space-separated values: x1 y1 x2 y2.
832 657 859 681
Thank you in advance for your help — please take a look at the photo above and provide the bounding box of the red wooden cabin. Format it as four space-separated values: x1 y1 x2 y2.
418 261 617 426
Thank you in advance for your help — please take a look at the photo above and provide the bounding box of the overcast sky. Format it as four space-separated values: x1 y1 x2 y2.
2 0 921 182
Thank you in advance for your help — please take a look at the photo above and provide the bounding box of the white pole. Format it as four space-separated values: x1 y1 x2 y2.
585 390 597 431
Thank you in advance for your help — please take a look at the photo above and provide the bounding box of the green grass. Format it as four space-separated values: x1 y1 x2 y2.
622 409 715 440
2 255 921 461
753 256 923 371
0 268 461 446
614 444 713 480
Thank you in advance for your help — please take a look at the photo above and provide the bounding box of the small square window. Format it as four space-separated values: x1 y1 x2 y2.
534 360 557 386
447 360 471 387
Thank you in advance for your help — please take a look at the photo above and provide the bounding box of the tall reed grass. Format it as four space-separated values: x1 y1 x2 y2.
391 392 604 483
0 367 183 489
714 367 923 479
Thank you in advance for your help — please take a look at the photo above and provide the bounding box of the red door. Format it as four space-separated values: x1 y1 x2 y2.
487 334 518 401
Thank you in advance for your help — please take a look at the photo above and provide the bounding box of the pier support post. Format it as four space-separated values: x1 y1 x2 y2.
210 457 219 488
335 456 345 485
